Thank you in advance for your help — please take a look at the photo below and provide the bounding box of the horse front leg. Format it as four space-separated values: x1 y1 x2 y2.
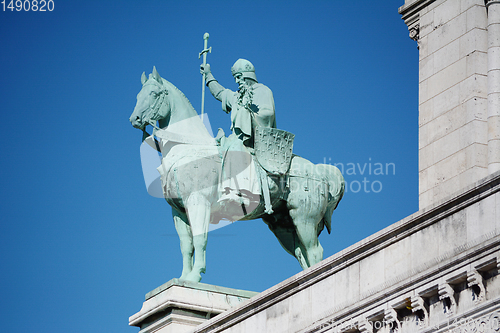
173 209 193 280
184 193 211 282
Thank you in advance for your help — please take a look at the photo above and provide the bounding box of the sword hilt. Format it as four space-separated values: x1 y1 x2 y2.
199 33 211 61
199 47 211 59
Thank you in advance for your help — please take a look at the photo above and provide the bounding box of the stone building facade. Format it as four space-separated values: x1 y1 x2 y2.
399 0 500 209
129 1 500 332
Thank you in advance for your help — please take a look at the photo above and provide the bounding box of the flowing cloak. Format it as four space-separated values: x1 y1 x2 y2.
219 83 276 145
206 80 277 210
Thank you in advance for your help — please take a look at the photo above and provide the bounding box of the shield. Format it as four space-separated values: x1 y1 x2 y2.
254 127 295 175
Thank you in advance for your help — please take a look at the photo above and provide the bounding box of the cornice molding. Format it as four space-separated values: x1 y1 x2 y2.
398 0 434 46
398 0 436 27
486 0 500 7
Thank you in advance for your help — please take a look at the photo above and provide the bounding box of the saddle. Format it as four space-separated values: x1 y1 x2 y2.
217 127 295 215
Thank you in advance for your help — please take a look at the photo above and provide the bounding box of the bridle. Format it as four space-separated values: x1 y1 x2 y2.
139 82 169 152
147 87 169 123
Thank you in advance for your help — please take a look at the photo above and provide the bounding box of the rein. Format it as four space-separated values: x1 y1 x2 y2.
140 82 168 153
142 127 162 153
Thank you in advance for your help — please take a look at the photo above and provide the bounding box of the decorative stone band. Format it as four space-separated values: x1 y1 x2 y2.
306 294 500 333
308 256 499 333
431 309 500 333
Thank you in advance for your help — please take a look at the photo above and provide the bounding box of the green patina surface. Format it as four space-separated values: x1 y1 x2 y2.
130 51 344 283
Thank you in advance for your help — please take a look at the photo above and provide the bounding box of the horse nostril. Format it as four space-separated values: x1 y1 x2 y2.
136 116 140 121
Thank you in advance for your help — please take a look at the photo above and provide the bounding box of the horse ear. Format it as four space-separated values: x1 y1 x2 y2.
152 66 162 85
141 72 147 85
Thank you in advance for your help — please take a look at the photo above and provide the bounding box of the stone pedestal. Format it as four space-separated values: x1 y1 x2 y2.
129 279 258 333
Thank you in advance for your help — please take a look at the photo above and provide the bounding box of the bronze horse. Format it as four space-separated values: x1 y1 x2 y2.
130 67 344 282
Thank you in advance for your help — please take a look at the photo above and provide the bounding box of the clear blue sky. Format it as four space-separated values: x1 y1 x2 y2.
0 1 418 332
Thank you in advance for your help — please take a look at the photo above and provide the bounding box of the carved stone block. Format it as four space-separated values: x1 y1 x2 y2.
467 270 485 304
358 319 373 333
411 295 428 326
384 308 401 331
438 283 457 315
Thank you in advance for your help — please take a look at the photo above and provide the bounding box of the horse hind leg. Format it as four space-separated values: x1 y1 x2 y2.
173 209 194 280
287 172 326 268
264 216 309 269
289 210 324 268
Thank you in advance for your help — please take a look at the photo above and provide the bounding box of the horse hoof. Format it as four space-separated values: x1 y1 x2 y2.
184 272 202 283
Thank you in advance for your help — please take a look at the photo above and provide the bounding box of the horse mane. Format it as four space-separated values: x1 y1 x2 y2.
152 77 214 146
161 78 197 116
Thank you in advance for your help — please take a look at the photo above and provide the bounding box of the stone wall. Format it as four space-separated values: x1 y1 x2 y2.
400 0 491 209
190 171 500 333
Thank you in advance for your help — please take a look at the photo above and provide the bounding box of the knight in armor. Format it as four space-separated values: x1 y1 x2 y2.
200 59 276 148
200 59 278 214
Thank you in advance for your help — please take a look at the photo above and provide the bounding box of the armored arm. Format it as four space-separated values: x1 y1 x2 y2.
206 74 226 101
201 64 225 101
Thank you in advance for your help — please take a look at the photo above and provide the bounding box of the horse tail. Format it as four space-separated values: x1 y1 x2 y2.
316 164 345 234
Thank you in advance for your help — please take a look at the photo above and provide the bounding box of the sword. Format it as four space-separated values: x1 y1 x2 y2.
199 32 211 120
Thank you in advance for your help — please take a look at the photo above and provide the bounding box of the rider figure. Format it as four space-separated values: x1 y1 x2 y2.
201 59 276 148
200 59 277 213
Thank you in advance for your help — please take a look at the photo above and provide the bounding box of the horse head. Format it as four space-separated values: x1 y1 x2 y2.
130 67 199 134
130 66 170 130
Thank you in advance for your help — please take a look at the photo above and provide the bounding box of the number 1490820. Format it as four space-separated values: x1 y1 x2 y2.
2 0 54 11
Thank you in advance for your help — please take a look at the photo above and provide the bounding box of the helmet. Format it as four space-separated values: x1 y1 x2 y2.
231 59 258 82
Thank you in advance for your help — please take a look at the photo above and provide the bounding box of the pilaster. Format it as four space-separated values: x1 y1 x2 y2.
400 0 490 209
486 0 500 173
